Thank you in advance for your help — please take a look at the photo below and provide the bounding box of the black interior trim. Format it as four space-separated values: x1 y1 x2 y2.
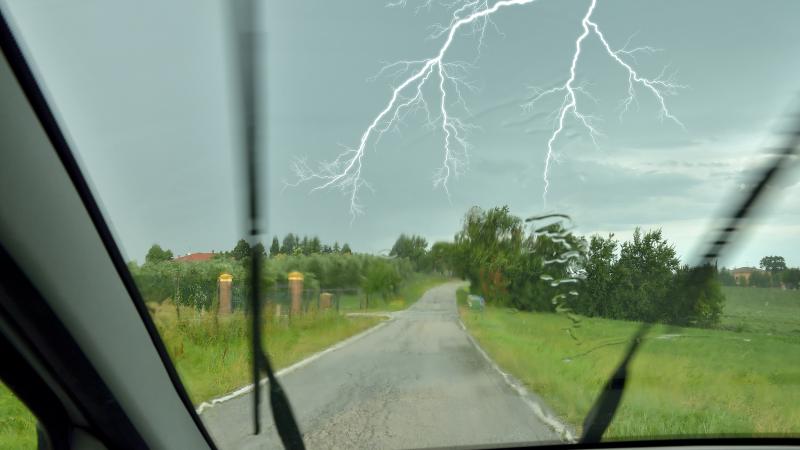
0 328 71 450
0 244 146 449
0 9 217 449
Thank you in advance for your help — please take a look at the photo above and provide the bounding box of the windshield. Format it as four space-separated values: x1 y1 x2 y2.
3 0 800 448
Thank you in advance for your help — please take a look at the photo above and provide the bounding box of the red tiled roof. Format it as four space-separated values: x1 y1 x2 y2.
174 252 214 262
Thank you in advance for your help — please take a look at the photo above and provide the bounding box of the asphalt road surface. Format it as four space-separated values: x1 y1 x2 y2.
202 282 562 449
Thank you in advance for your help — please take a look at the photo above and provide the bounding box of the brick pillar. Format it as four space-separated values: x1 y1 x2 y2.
320 292 332 310
217 273 233 315
288 271 304 316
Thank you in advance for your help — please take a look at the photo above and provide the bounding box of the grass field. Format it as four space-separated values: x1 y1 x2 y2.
0 383 36 450
337 273 450 313
459 286 800 440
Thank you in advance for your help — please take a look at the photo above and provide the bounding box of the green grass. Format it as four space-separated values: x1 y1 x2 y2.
149 303 383 404
337 273 451 313
460 286 800 439
720 286 800 335
0 383 36 449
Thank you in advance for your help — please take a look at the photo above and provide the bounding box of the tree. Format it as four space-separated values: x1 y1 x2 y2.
429 241 455 275
717 267 736 286
252 242 266 260
341 243 352 254
332 242 341 253
612 228 679 322
576 234 618 317
309 236 322 254
231 239 251 261
145 244 173 265
782 268 800 289
667 264 725 326
760 255 787 273
281 233 297 255
749 270 771 288
269 236 280 257
300 236 310 255
362 260 402 308
390 234 429 271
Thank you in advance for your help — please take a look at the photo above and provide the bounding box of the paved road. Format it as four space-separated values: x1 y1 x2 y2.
201 282 562 449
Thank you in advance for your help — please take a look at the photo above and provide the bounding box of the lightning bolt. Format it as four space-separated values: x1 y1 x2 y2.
290 0 684 218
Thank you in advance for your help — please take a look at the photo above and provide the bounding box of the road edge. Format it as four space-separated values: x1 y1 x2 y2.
458 319 577 443
195 316 392 415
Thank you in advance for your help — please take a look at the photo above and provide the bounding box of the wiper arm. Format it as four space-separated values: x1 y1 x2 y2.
580 107 800 443
234 1 305 448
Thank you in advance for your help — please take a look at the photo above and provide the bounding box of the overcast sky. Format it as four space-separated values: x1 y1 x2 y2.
4 0 800 267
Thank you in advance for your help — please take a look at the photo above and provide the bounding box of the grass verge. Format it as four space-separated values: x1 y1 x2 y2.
458 286 800 439
338 273 451 312
149 303 382 405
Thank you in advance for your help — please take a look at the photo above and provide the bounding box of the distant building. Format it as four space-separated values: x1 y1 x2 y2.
173 252 214 262
731 267 760 286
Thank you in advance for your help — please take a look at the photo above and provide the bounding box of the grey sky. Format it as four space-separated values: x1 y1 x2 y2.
4 0 800 267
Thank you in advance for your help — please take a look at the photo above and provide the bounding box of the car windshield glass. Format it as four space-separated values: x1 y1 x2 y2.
3 0 800 448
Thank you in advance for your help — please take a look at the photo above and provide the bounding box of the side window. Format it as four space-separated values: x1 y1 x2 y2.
0 380 37 449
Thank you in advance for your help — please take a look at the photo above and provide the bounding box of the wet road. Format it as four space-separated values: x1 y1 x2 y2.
201 282 563 449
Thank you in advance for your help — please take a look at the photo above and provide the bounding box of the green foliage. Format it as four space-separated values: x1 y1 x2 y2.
341 243 352 254
748 270 772 288
429 241 455 275
362 259 403 306
611 228 679 322
781 268 800 289
269 236 280 257
145 244 173 264
231 239 251 261
717 267 736 286
450 206 583 312
448 206 724 326
390 234 430 271
759 255 787 273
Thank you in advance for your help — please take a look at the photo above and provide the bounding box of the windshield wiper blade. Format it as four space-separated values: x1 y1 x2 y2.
234 1 305 448
580 107 800 443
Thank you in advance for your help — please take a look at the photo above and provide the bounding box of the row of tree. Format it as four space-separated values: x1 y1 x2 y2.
268 234 351 257
424 206 724 326
135 241 409 309
717 255 800 289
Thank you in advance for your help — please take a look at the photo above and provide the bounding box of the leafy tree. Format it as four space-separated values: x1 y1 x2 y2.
429 241 455 275
576 234 618 317
231 239 251 261
390 234 429 271
252 242 266 260
341 243 352 254
269 236 280 257
362 260 402 308
300 236 310 255
760 255 787 273
309 236 322 254
145 244 173 265
612 228 679 322
667 265 725 326
781 268 800 289
332 242 341 253
749 270 772 288
281 233 297 255
717 267 736 286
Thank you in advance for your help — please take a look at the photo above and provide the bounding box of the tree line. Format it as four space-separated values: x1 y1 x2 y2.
718 255 800 289
134 239 407 310
416 206 725 327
